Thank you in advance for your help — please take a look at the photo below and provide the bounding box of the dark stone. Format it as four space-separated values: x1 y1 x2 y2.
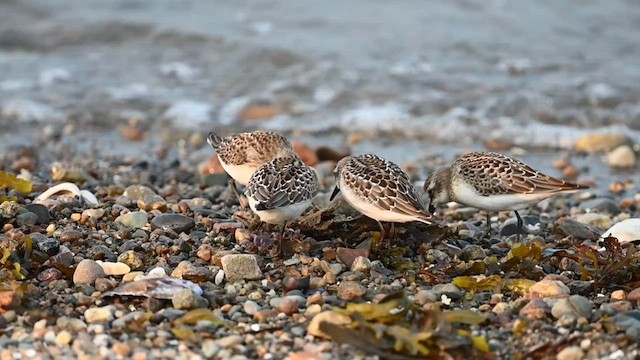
151 214 195 234
119 240 143 253
568 280 594 295
31 233 60 256
24 204 49 224
554 218 599 241
16 212 39 226
579 198 620 215
87 245 116 261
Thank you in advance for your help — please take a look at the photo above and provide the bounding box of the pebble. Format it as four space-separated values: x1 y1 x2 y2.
461 245 485 261
115 211 149 229
123 185 156 201
551 295 593 320
16 211 38 226
117 250 144 270
554 218 599 241
98 261 131 276
84 305 115 323
0 201 19 218
528 280 570 298
220 254 263 281
337 281 367 300
612 290 627 301
170 261 214 282
151 213 195 233
336 247 369 268
243 301 261 315
201 339 220 358
578 198 620 215
350 256 372 272
73 259 106 285
520 298 551 319
627 287 640 301
171 289 207 310
234 229 252 245
607 145 637 168
574 213 613 229
556 346 585 360
415 290 437 305
277 297 299 315
307 311 352 339
60 229 83 243
574 134 630 153
31 233 60 256
23 203 49 224
55 331 72 346
138 194 168 212
431 283 463 300
214 335 243 348
82 208 105 220
601 218 640 244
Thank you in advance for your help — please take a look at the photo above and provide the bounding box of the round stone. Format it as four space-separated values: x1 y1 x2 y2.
73 259 106 285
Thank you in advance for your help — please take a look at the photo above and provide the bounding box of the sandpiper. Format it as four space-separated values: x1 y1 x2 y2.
423 151 589 240
330 154 433 243
207 131 299 205
245 156 318 254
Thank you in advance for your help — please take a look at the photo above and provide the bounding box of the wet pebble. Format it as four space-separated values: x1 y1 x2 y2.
551 295 593 320
171 289 207 310
115 211 149 229
73 259 106 285
16 211 38 226
24 203 49 224
60 229 83 243
123 185 156 201
37 268 63 282
220 254 262 281
554 218 599 241
117 250 144 270
528 279 570 298
461 245 485 261
337 280 366 300
170 261 214 282
520 298 550 319
31 233 60 256
243 300 261 315
138 194 167 212
350 256 371 272
574 213 613 229
336 247 369 268
0 201 20 218
556 346 585 360
151 213 195 233
84 305 115 323
431 283 463 300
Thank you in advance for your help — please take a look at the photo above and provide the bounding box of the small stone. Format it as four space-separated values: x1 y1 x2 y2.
425 249 450 263
16 212 38 226
201 339 220 358
350 256 371 272
138 194 168 212
196 244 213 262
307 311 352 339
234 229 252 245
277 297 299 315
461 245 485 261
254 309 279 323
169 261 214 282
574 213 613 229
220 254 262 281
60 229 83 243
37 268 63 282
82 208 105 220
612 290 626 301
607 145 637 168
431 283 463 300
73 259 106 285
551 295 593 320
55 331 72 346
117 250 144 270
94 278 116 293
171 289 206 310
337 281 366 300
0 201 19 218
98 261 131 276
601 218 640 244
84 305 115 323
123 185 156 201
336 247 369 268
24 203 49 224
115 211 149 229
627 287 640 301
70 213 82 222
151 214 195 233
574 134 631 153
214 334 243 348
528 280 570 298
243 301 260 315
556 346 584 360
113 342 132 357
520 298 551 319
415 290 437 305
554 218 599 241
578 198 620 215
31 233 60 256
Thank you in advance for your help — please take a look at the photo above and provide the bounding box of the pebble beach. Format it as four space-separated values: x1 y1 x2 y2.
2 1 640 359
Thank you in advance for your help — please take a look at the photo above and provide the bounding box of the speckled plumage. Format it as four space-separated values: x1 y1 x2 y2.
424 151 589 239
245 156 318 225
207 131 298 185
331 154 432 224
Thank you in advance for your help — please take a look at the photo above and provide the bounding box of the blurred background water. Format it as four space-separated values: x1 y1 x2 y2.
1 0 639 185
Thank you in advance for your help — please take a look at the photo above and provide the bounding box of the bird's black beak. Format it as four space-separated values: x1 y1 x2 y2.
330 187 341 201
428 202 436 214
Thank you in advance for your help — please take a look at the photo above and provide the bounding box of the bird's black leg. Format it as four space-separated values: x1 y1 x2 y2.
229 179 247 208
515 211 523 242
481 212 492 239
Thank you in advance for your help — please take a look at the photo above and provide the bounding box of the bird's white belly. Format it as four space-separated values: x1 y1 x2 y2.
340 185 419 223
452 181 555 211
219 158 257 186
248 198 312 225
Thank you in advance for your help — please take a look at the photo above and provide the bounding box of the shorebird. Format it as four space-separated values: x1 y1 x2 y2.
330 154 433 244
245 156 318 254
207 131 299 205
423 151 589 240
